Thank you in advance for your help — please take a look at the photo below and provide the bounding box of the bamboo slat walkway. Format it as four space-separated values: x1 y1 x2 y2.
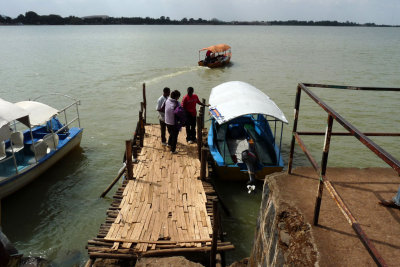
87 124 233 262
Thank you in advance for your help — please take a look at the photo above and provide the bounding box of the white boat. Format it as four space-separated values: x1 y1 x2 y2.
208 81 288 189
0 94 83 199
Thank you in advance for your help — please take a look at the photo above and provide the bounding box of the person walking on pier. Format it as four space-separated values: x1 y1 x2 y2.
182 87 209 144
165 90 181 154
156 87 170 145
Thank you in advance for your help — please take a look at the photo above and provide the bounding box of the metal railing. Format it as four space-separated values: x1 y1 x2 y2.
32 93 81 129
288 83 400 267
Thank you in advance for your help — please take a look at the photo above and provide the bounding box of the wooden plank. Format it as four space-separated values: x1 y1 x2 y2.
134 203 153 251
184 212 195 247
183 193 188 213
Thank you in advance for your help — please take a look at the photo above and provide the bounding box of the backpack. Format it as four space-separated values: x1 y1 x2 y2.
174 105 187 127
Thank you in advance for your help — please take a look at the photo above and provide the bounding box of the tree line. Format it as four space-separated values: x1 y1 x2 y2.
0 11 396 27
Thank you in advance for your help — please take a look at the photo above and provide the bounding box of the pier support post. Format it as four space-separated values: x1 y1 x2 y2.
126 140 134 180
197 116 203 160
140 102 146 124
201 98 206 129
134 121 140 146
139 111 144 147
210 199 219 267
142 83 147 123
132 144 138 162
200 148 208 180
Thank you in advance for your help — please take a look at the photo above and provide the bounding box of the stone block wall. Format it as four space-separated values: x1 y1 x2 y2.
248 173 319 267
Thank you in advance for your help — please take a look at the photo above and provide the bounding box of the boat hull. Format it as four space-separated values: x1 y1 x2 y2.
198 55 231 68
0 129 83 199
208 115 284 182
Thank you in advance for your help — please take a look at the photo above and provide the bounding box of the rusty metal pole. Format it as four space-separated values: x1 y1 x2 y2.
125 140 134 180
288 84 302 174
200 147 208 180
210 199 219 267
313 114 333 225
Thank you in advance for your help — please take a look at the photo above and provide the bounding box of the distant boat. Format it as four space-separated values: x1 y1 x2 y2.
207 81 287 188
198 44 232 68
0 94 83 199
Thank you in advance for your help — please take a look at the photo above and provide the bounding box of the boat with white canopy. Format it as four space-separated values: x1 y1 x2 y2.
207 81 287 191
0 94 83 199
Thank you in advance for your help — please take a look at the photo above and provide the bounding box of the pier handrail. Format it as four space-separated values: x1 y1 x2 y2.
288 83 400 267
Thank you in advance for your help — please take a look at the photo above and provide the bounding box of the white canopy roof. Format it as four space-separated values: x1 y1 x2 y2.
209 81 288 124
0 98 30 129
15 101 59 126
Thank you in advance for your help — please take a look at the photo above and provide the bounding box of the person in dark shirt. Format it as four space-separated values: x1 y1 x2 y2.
181 87 209 144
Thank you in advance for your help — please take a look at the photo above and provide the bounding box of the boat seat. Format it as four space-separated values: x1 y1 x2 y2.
6 132 24 153
43 133 59 151
30 141 49 162
216 124 234 165
244 124 276 165
0 124 11 142
0 141 6 161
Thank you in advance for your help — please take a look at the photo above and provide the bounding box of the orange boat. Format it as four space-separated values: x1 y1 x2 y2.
198 44 232 68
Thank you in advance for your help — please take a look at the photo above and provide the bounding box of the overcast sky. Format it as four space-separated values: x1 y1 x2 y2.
2 0 400 25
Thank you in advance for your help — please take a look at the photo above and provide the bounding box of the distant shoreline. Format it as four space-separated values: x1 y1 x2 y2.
1 12 399 27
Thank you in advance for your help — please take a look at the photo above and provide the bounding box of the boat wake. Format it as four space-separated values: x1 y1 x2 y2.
144 66 203 85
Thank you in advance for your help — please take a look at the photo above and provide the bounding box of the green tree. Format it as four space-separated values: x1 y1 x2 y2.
25 11 40 24
15 14 25 24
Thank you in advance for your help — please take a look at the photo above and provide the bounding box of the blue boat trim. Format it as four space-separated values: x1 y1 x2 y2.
0 127 83 187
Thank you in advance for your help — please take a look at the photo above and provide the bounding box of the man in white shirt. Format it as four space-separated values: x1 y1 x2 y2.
156 87 170 145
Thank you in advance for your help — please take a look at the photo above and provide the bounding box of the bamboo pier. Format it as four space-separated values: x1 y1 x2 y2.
87 84 233 266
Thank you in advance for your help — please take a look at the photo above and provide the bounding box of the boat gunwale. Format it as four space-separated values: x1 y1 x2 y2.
0 127 83 187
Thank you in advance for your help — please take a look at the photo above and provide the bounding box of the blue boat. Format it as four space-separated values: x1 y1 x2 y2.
207 81 288 189
0 94 83 199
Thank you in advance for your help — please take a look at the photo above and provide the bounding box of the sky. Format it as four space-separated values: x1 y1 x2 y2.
1 0 400 25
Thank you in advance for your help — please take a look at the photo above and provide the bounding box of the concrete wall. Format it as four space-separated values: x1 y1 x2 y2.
248 173 319 267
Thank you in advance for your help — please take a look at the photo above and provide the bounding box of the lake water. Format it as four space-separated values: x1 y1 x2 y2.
0 25 399 265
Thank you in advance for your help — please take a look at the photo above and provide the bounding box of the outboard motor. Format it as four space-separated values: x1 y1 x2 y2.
241 149 257 194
